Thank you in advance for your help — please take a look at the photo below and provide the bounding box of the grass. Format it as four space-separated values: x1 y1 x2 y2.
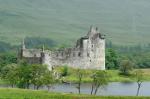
55 67 150 83
0 88 150 99
0 0 150 46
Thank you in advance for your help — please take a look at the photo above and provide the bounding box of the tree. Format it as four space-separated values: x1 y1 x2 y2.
0 53 17 72
0 61 32 89
30 64 52 90
119 60 134 75
0 59 56 90
43 70 55 91
106 48 119 69
16 61 33 89
135 70 144 96
1 64 18 87
76 69 83 94
91 71 109 95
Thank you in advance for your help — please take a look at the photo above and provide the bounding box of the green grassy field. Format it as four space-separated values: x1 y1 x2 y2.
55 67 150 83
0 0 150 46
0 88 149 99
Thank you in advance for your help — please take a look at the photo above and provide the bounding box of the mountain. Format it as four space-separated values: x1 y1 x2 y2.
0 0 150 46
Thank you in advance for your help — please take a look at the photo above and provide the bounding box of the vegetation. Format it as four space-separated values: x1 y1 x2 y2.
55 67 150 83
91 71 109 95
106 45 150 71
119 60 134 75
61 66 69 77
134 70 144 96
24 37 56 49
0 53 17 71
106 48 119 69
0 0 150 98
0 41 16 52
0 62 55 90
76 69 84 94
0 0 150 46
0 88 150 99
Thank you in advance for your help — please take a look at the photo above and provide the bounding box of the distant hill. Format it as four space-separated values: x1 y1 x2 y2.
0 0 150 46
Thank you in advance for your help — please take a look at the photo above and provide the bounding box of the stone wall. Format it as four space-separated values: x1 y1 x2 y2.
20 26 105 70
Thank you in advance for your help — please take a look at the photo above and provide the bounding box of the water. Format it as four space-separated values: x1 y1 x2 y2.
1 82 150 96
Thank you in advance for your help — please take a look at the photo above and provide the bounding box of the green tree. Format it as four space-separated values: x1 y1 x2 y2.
106 48 119 69
91 71 109 95
30 64 50 90
1 64 18 87
119 60 134 75
16 61 33 89
1 59 56 90
0 53 17 72
43 71 55 91
134 70 144 96
76 69 84 94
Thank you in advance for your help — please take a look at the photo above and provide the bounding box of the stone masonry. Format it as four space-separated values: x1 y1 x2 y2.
19 26 105 70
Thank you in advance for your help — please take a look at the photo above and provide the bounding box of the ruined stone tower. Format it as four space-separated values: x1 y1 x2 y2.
19 26 105 70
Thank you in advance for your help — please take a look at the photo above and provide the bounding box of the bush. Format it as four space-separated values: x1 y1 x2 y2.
61 66 68 76
119 60 134 75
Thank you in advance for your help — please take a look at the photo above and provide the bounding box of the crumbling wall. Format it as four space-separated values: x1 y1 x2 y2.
20 27 105 70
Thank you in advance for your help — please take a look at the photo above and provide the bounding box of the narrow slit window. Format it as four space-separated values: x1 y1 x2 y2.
78 52 81 57
87 53 90 57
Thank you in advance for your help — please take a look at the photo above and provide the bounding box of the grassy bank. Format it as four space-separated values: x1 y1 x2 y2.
55 67 150 83
0 88 149 99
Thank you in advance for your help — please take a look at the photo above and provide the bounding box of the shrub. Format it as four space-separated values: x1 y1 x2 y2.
61 66 68 76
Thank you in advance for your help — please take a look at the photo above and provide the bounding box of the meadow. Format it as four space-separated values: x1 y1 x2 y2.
0 88 150 99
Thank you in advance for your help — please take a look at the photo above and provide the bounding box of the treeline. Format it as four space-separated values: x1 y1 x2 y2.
106 41 150 53
0 37 57 53
106 41 150 69
106 51 150 69
0 53 17 72
24 37 56 49
0 42 17 52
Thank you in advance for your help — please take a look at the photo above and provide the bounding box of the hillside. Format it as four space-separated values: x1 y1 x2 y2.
0 0 150 46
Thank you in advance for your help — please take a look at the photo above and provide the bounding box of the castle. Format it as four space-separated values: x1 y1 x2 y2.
19 26 105 70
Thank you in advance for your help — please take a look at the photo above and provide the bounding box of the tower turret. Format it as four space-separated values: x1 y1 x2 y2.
42 44 45 52
40 44 45 64
22 38 26 50
20 38 26 59
87 26 99 38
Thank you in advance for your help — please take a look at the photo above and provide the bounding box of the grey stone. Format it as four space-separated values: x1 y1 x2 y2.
19 26 105 70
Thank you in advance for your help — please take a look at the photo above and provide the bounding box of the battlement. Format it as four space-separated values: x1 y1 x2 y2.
19 26 105 70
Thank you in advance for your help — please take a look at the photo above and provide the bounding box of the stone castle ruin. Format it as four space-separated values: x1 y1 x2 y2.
19 26 105 70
